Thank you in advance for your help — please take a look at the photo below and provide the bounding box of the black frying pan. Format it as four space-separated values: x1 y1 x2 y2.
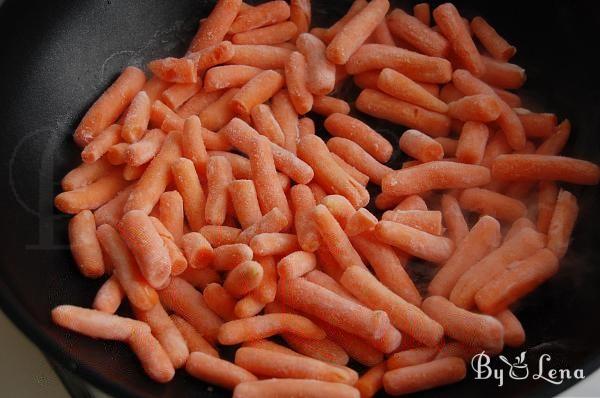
1 0 599 397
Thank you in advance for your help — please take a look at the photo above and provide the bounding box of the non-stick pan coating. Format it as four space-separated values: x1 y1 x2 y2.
1 1 599 397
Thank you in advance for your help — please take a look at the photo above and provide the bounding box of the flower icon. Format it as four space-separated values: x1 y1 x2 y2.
499 352 529 380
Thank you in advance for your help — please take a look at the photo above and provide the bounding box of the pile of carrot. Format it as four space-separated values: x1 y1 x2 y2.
52 0 600 397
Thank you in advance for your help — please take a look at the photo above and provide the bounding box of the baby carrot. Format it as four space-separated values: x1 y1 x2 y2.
237 207 289 244
271 90 299 155
177 90 223 118
133 302 189 369
346 44 452 83
125 128 165 167
124 131 181 214
229 0 289 33
475 249 559 314
224 260 264 298
250 232 299 257
81 125 122 163
439 194 469 245
290 184 321 252
537 181 559 234
180 116 209 176
121 91 151 143
456 121 489 164
233 379 360 398
124 329 172 381
459 188 527 222
227 180 261 229
356 89 451 137
387 9 449 57
387 347 438 370
433 3 484 76
180 267 221 289
171 315 219 357
377 68 449 114
203 283 238 321
182 232 214 269
370 20 396 46
350 232 422 306
450 227 546 309
212 244 253 272
204 66 262 93
340 266 444 347
186 351 257 390
327 137 392 185
495 310 526 348
55 169 129 214
228 44 292 69
74 66 146 147
312 95 350 116
290 0 311 37
69 210 105 278
250 104 285 146
62 158 113 191
159 191 184 244
324 113 393 163
382 161 491 196
277 251 317 279
423 295 504 351
326 0 390 65
148 57 197 84
381 210 442 235
52 305 148 342
231 70 285 116
448 94 502 122
93 275 124 314
160 82 201 110
375 221 454 264
517 110 557 139
284 52 313 115
205 156 233 225
344 208 378 237
232 21 296 45
537 119 570 156
353 70 380 90
399 129 444 163
320 195 355 227
491 154 600 185
480 56 526 90
413 3 431 25
142 76 172 104
429 215 500 297
219 313 325 345
547 189 579 259
188 0 242 52
171 157 206 231
471 16 516 62
106 142 129 165
331 154 370 186
93 186 132 227
355 362 386 398
296 33 337 95
383 357 466 395
199 88 239 131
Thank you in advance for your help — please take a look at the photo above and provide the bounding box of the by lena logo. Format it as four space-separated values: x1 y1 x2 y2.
471 351 585 387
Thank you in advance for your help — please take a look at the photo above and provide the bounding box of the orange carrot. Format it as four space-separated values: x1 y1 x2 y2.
326 0 390 65
492 154 600 185
203 283 238 321
182 231 214 269
237 207 289 244
475 249 559 314
179 116 209 176
370 20 396 46
106 142 129 165
232 21 297 45
434 137 459 157
158 191 184 244
547 189 579 259
271 90 300 154
223 260 264 297
277 251 317 279
180 266 221 289
320 195 355 227
93 275 124 314
177 90 223 118
377 68 448 114
233 379 360 398
459 188 527 222
480 56 526 89
81 125 122 163
231 70 285 116
456 121 489 164
331 153 370 186
537 119 570 155
199 87 239 131
495 310 526 347
290 0 311 37
205 156 234 225
250 232 299 257
448 94 502 122
124 131 182 214
211 244 252 272
387 347 438 370
121 91 151 143
249 104 285 146
353 70 380 89
171 157 206 231
399 129 444 163
311 96 350 116
516 110 557 138
413 3 431 25
148 57 197 84
142 76 172 104
381 210 442 235
354 363 386 398
188 0 243 51
344 208 378 236
327 137 392 185
440 193 469 245
298 117 315 137
450 227 546 309
74 67 146 147
94 186 133 227
204 66 262 93
290 184 321 252
170 315 219 357
284 51 313 115
62 158 114 191
382 160 490 196
383 357 466 395
356 89 451 137
340 266 443 347
128 325 176 383
227 180 261 229
125 128 165 167
68 210 105 278
186 351 257 390
471 16 516 62
387 9 449 57
55 169 129 214
296 33 337 95
228 44 292 69
537 181 558 234
230 0 289 33
161 82 202 110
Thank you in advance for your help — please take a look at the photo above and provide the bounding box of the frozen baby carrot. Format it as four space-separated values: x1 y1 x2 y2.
219 313 325 345
171 157 206 231
171 315 219 357
399 129 444 163
324 113 393 163
296 33 337 95
125 128 165 167
495 310 526 347
177 90 223 118
205 156 233 225
233 379 360 398
161 82 201 110
475 249 559 314
224 260 264 297
199 88 239 131
180 116 208 176
159 191 184 244
304 270 359 304
298 135 369 208
231 70 285 116
326 0 390 65
277 251 317 279
383 357 466 395
327 137 392 185
285 51 313 115
456 121 488 164
74 66 146 147
450 227 546 309
312 95 350 116
413 3 431 25
142 76 172 104
129 324 176 383
250 104 285 146
93 275 124 314
186 352 257 390
62 158 113 191
228 180 262 229
377 68 449 114
537 119 570 156
480 56 526 90
229 44 292 69
322 0 368 43
106 142 129 165
356 89 451 137
459 188 527 222
290 184 321 252
121 91 151 143
148 57 197 84
355 363 386 398
387 9 449 57
55 169 129 214
331 154 370 186
230 0 289 33
387 347 438 370
448 94 501 122
203 283 237 321
516 110 557 139
235 347 357 384
290 0 311 37
231 21 297 45
345 208 378 236
52 305 148 341
370 20 396 46
188 0 242 51
320 195 355 227
117 210 171 288
440 194 469 245
381 210 442 235
547 189 579 259
382 160 490 196
271 90 300 154
182 232 214 269
81 125 121 164
124 131 181 214
537 181 559 234
69 210 105 278
423 296 504 351
204 65 262 93
238 207 289 244
250 232 299 257
471 16 516 62
429 215 501 297
491 154 600 185
96 224 159 310
340 266 443 347
180 267 220 289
